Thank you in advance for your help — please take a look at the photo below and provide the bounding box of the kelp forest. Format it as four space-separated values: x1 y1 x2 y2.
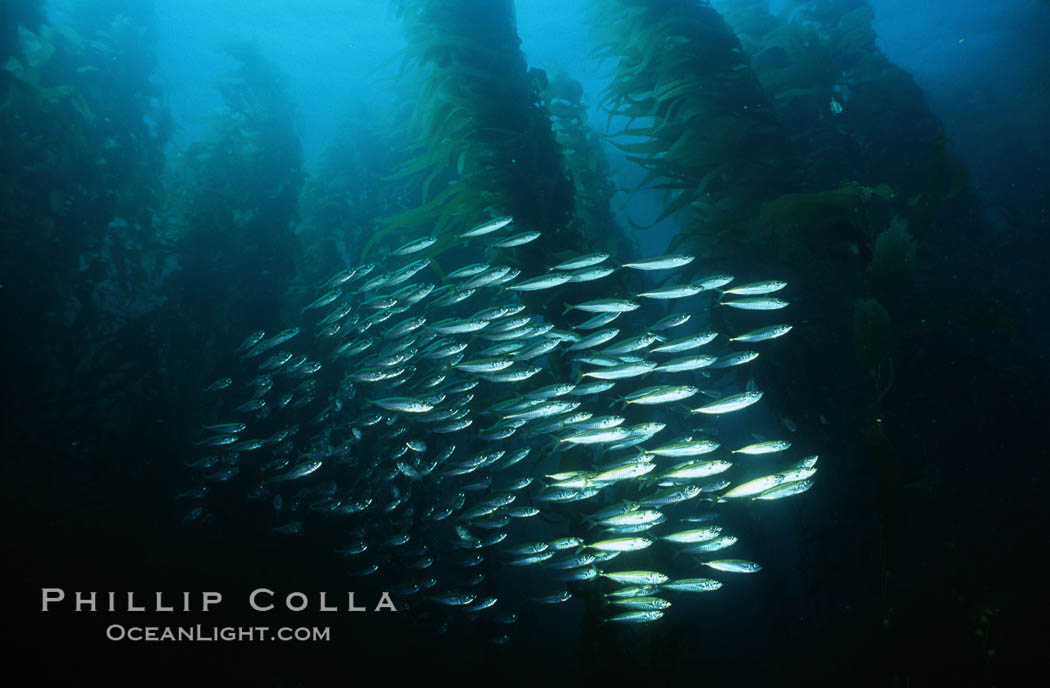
3 0 1046 684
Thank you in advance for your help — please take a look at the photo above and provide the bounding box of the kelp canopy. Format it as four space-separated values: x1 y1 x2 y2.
588 0 942 277
0 0 1044 684
159 42 305 411
545 69 635 258
590 0 797 233
376 0 575 265
1 3 173 440
718 0 941 196
0 0 45 61
293 105 410 294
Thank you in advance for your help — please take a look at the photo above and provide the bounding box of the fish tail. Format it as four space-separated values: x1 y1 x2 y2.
678 406 697 418
562 302 574 316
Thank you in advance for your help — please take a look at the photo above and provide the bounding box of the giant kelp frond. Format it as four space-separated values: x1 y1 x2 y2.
590 0 796 231
0 5 174 446
868 216 917 305
545 69 635 259
374 0 574 264
0 0 46 62
295 104 409 294
1 12 172 326
718 0 942 199
162 42 304 361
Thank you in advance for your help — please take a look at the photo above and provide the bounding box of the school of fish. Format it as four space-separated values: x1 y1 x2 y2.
181 215 817 640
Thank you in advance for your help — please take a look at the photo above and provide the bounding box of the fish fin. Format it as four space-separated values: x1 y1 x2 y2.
562 303 574 316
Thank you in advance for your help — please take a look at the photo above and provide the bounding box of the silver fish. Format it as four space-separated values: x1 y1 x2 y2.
622 254 695 271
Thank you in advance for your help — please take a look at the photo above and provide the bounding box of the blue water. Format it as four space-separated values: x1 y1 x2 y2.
74 0 1035 204
8 1 1049 684
105 0 1047 247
